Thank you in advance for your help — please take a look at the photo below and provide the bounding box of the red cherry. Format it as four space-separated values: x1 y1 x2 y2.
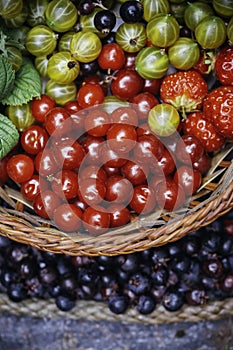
53 139 85 170
33 190 61 219
53 204 83 232
121 160 149 186
108 204 131 228
105 175 133 204
129 184 156 214
110 69 144 100
34 149 59 178
84 107 111 137
45 107 73 137
21 175 49 202
98 43 125 71
31 94 56 124
51 169 79 200
82 206 110 235
154 177 186 211
77 178 106 206
77 83 105 108
7 154 34 183
107 123 137 153
111 106 138 126
80 135 105 165
174 165 202 196
130 92 159 121
175 134 204 164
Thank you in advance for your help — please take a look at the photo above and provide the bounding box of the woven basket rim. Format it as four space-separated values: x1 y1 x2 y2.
0 293 232 324
0 150 233 256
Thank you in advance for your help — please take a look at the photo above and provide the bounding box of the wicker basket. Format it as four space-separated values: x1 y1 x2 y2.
0 292 232 324
0 143 232 257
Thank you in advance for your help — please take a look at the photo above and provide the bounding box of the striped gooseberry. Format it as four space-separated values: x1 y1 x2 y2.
168 37 200 70
25 24 57 57
135 46 169 79
47 51 80 84
115 22 147 53
45 0 78 33
184 2 214 31
146 13 180 48
70 31 102 63
143 0 170 22
195 16 227 50
148 104 180 137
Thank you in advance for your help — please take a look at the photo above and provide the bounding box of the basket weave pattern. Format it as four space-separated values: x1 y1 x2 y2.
0 152 232 256
0 293 232 324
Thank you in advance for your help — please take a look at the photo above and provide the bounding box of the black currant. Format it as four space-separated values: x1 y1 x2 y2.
119 1 144 24
78 0 95 15
55 294 76 312
108 294 129 314
94 9 116 34
136 295 156 315
162 289 184 312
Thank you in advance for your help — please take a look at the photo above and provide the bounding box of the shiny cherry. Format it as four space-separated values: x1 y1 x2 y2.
51 169 79 200
7 154 34 183
133 134 164 166
31 94 56 124
107 123 137 153
45 107 73 137
110 69 144 100
21 125 49 155
53 204 83 232
174 165 202 196
82 206 110 235
77 83 105 109
98 43 125 71
77 178 106 206
121 160 149 186
154 177 186 211
33 190 61 219
53 139 85 170
111 106 138 126
84 107 111 137
21 175 48 202
80 135 105 165
175 134 204 165
105 175 133 204
130 92 159 121
108 204 131 228
79 164 107 184
130 184 156 215
34 149 59 178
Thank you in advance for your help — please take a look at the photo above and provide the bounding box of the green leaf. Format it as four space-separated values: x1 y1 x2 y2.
0 113 19 160
1 57 42 106
0 55 15 100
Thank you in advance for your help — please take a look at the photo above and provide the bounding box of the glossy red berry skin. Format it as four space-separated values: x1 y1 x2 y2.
82 206 111 235
110 69 144 100
182 111 225 152
21 125 49 155
7 154 34 183
31 94 56 124
53 204 83 232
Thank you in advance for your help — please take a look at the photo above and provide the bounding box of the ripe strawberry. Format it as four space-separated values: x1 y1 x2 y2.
193 50 214 75
182 111 225 153
215 45 233 86
160 70 208 115
203 85 233 139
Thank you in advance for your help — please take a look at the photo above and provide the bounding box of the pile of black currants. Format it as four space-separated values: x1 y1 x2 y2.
0 206 232 315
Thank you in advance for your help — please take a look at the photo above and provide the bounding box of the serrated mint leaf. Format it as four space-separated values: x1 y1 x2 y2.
1 57 42 106
0 113 19 160
0 55 15 100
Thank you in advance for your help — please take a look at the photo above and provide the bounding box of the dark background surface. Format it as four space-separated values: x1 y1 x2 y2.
0 313 232 350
